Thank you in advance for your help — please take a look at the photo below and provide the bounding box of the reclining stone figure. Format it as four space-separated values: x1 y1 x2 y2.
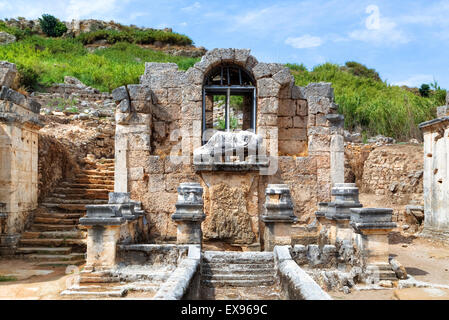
193 130 264 164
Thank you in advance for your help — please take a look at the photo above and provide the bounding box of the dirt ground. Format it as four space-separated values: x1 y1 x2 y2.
0 259 77 299
1 233 448 300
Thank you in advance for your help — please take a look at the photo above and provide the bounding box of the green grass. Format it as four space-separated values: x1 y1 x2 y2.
0 36 199 92
0 30 445 140
0 275 17 282
287 62 446 140
76 29 193 46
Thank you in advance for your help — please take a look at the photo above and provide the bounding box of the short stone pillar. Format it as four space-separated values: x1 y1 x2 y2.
325 183 362 245
350 208 397 282
171 183 205 245
79 193 132 272
315 202 330 247
261 184 297 251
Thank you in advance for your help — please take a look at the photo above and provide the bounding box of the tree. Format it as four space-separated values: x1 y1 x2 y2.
38 14 67 37
419 84 430 97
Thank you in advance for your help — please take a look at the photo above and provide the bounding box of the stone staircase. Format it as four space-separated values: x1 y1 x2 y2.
16 159 114 266
61 266 175 299
201 251 282 299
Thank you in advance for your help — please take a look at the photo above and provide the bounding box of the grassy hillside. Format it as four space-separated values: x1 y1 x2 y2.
0 23 445 140
288 63 446 141
0 36 199 92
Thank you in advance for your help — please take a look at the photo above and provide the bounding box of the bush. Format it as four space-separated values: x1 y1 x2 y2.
38 14 67 37
419 84 430 97
342 61 381 81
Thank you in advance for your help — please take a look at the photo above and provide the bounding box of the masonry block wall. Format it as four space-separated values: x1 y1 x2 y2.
111 49 344 247
0 71 42 252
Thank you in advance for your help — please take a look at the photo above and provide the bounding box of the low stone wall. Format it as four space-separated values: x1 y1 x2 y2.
274 246 331 300
153 245 201 300
117 244 188 266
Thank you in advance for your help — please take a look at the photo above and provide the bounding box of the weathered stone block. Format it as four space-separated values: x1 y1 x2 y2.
112 86 128 102
0 61 17 88
129 167 144 181
273 68 294 86
148 174 165 192
148 156 164 173
293 116 306 128
258 97 279 114
278 116 293 128
278 99 296 116
279 128 307 141
292 86 305 100
257 78 281 98
304 82 334 99
296 99 308 116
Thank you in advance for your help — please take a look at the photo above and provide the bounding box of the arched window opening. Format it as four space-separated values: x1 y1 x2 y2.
202 64 256 144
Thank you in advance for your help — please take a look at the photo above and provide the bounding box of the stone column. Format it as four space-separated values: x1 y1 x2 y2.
171 183 205 245
325 183 362 245
261 184 297 251
315 202 331 247
327 114 345 186
350 208 397 282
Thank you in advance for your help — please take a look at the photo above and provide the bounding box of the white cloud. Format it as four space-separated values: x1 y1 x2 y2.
181 2 201 12
392 74 434 87
285 35 323 49
179 22 188 27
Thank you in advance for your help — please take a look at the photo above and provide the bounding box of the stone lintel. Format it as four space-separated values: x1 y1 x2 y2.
419 116 449 130
350 208 396 233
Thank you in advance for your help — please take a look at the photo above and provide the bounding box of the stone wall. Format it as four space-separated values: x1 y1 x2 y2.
344 143 424 227
0 71 42 252
110 49 343 246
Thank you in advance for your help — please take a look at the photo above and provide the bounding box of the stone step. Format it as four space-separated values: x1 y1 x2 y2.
49 193 109 200
35 212 84 219
53 187 113 194
43 198 108 205
61 287 127 298
201 265 275 275
17 247 72 255
201 279 276 288
41 203 88 211
81 170 114 177
72 177 115 184
80 275 120 284
26 253 85 261
31 224 79 231
22 230 85 239
203 251 274 264
35 259 85 267
34 217 78 225
201 273 275 282
19 238 86 247
95 164 115 170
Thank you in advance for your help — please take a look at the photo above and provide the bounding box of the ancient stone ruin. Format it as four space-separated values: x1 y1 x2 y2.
1 49 448 300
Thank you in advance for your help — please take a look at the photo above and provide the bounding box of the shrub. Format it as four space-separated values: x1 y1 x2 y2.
419 84 430 97
342 61 381 81
38 14 67 37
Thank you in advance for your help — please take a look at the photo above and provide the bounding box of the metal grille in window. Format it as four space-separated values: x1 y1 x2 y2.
202 64 256 144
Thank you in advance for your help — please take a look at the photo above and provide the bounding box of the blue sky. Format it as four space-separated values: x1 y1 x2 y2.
1 0 449 88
